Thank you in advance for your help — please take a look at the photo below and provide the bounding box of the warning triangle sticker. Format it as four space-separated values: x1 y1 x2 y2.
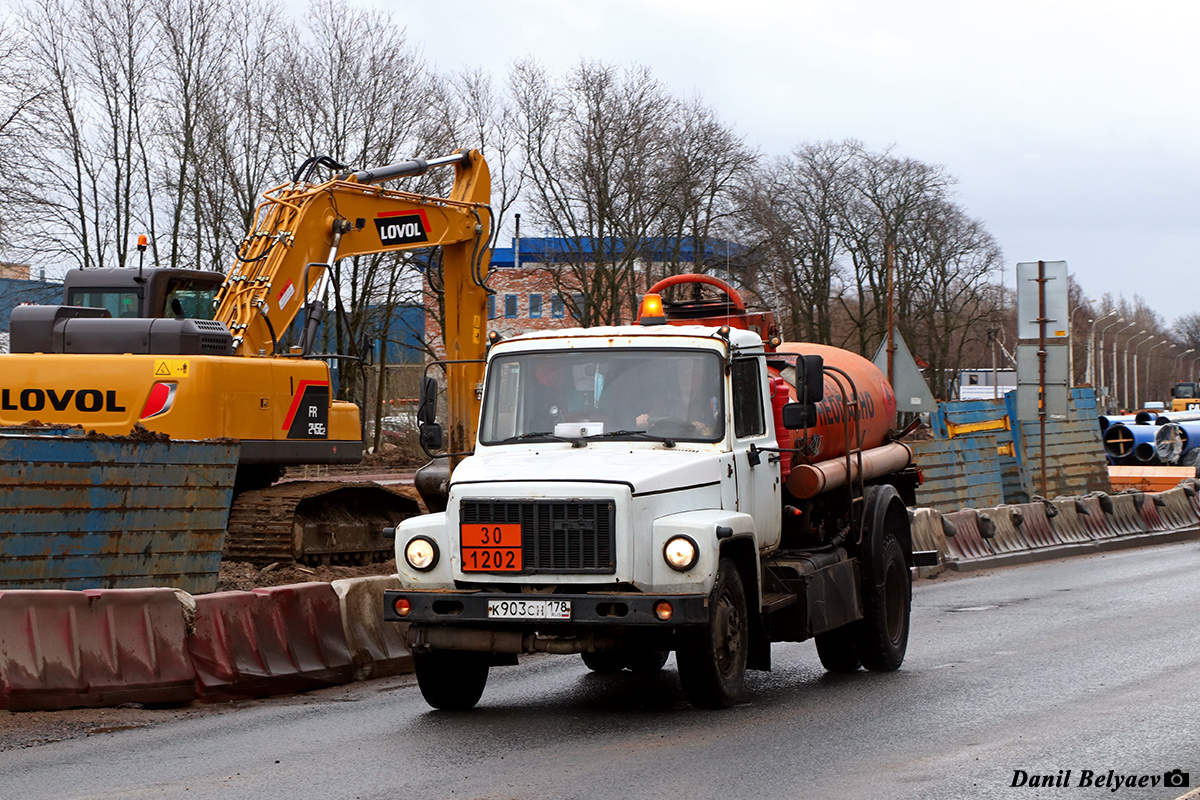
155 363 171 376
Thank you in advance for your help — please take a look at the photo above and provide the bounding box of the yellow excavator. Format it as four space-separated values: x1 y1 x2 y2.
4 150 491 564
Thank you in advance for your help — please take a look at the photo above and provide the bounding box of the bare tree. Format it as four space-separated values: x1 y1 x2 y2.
742 140 857 343
900 198 1005 397
0 20 44 251
511 59 676 326
838 145 953 353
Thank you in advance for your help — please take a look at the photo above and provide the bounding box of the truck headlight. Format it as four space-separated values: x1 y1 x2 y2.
404 536 439 571
663 535 698 571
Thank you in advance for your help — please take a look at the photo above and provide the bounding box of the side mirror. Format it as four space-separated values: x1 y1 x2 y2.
781 401 819 429
798 355 824 403
419 422 444 451
417 375 438 425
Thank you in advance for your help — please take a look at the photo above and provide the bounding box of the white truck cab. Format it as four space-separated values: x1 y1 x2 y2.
386 318 921 710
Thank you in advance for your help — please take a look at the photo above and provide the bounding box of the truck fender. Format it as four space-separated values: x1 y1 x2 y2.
858 484 913 590
650 510 755 596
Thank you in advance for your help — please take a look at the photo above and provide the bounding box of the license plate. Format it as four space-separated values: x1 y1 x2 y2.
461 523 522 572
487 598 571 620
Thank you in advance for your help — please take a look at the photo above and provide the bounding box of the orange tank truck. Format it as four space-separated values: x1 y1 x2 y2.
647 273 915 502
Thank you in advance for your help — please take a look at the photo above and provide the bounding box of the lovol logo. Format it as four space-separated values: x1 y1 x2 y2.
2 388 126 413
374 210 430 246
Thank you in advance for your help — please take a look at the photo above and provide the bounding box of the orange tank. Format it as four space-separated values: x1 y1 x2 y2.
770 342 898 466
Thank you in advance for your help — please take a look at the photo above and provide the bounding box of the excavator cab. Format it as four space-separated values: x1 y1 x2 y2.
62 267 223 320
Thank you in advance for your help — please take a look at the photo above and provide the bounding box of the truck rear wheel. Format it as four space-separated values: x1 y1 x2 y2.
624 648 670 674
854 532 910 671
677 557 747 708
581 650 625 673
814 626 861 673
414 650 489 710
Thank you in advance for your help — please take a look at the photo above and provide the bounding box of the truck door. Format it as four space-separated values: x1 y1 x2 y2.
730 357 782 550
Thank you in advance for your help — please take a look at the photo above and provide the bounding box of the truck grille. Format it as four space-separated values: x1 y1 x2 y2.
460 499 616 574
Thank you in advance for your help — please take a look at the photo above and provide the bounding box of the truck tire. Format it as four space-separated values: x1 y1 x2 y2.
581 650 625 673
624 648 670 674
814 626 861 673
853 532 910 671
414 650 489 710
677 558 747 708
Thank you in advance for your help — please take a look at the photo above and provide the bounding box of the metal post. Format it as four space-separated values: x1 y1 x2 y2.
886 242 895 387
514 213 521 271
1192 354 1200 383
1038 261 1048 498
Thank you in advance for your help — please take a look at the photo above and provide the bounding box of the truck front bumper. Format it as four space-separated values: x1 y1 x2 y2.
384 589 710 655
383 589 709 626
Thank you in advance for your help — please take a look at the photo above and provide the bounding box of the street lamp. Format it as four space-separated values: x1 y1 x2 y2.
1088 310 1117 392
1096 315 1124 410
1175 348 1195 382
1125 330 1149 410
1068 304 1088 386
1132 334 1158 410
1114 322 1139 410
1145 340 1170 408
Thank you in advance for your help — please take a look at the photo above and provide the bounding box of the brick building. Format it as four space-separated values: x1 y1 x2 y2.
423 236 740 358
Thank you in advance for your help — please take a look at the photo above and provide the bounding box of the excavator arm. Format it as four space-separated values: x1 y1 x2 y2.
214 149 492 453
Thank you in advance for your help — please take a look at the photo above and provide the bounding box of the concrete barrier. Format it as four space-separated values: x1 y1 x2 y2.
1138 494 1168 532
908 508 947 577
331 575 412 681
940 508 995 563
977 508 1030 554
189 582 353 701
1153 486 1199 530
1098 492 1147 535
0 588 194 711
1074 495 1118 539
1007 503 1063 549
1049 497 1094 544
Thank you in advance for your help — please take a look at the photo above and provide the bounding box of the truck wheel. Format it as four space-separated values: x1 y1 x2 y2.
414 650 489 710
624 648 670 674
677 558 747 708
854 533 910 671
581 650 625 673
814 626 861 673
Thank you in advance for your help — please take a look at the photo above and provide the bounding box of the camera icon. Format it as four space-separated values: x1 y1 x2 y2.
1164 769 1190 788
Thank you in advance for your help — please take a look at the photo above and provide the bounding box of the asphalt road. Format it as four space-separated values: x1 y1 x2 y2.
3 542 1199 800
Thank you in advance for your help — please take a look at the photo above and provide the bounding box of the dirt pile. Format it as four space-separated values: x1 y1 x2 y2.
215 559 398 592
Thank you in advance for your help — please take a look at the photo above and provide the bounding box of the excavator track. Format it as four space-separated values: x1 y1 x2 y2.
223 480 421 566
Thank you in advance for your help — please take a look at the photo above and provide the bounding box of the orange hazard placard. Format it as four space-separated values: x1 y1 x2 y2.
461 524 522 572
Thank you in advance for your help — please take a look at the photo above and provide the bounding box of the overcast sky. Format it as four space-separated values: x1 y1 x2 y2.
386 0 1200 327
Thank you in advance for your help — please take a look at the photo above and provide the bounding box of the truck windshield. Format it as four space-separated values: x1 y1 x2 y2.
479 348 725 444
1175 383 1197 398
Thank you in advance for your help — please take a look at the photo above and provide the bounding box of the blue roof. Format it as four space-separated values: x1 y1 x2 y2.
490 236 742 269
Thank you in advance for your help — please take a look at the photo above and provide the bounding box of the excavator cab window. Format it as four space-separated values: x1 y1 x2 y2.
66 289 142 318
163 279 218 320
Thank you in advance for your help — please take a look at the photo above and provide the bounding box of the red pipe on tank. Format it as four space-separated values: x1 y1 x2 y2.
647 274 746 311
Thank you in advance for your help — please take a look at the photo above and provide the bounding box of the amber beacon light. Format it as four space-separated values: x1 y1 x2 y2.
638 293 666 325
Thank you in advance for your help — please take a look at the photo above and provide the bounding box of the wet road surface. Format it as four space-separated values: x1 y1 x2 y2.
3 541 1199 800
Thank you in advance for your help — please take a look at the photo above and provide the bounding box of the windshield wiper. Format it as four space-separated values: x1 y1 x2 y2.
583 429 676 448
497 431 587 447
